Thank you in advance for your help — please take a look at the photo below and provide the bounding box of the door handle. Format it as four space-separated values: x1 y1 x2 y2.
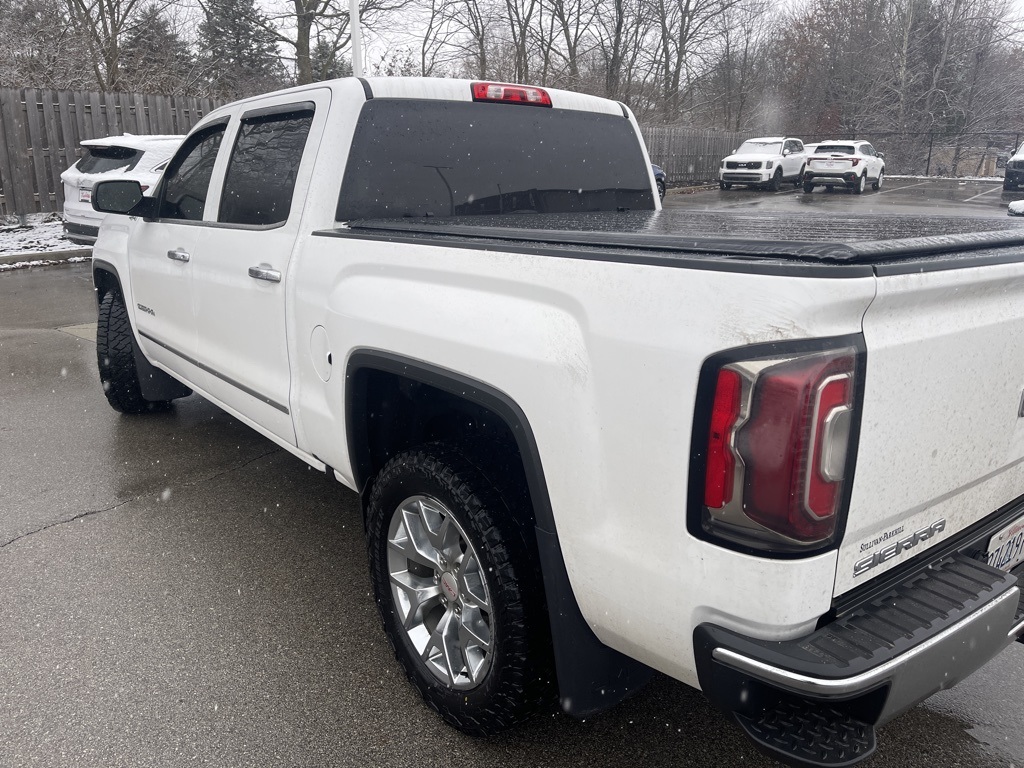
167 249 190 262
248 265 282 283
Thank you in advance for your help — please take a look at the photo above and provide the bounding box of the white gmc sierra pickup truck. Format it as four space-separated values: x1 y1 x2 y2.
90 77 1024 767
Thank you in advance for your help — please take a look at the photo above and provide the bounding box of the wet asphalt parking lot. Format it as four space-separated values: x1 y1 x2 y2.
663 175 1024 218
2 179 1023 767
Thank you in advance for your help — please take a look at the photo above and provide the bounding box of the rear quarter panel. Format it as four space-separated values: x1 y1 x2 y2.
290 237 877 686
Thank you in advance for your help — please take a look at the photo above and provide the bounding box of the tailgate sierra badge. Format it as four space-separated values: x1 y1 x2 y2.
854 519 946 577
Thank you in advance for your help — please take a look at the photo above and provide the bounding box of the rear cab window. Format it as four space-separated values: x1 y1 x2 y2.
337 99 655 221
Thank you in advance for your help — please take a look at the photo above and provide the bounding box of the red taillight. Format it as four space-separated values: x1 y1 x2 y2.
699 345 859 552
705 369 743 509
471 82 552 107
850 158 861 166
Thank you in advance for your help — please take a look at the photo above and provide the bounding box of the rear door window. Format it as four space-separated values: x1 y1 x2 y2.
337 99 655 220
218 106 314 227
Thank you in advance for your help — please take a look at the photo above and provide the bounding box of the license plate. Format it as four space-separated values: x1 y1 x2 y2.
986 517 1024 572
79 188 92 203
824 161 840 169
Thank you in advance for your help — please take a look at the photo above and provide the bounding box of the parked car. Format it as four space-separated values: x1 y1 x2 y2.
803 140 885 194
719 137 807 191
61 134 183 244
1004 144 1024 190
90 76 1024 766
652 164 666 199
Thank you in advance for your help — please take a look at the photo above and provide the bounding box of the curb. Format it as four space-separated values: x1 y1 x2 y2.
0 248 92 266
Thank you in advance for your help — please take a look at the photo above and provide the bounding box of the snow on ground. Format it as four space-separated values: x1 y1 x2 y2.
1009 200 1024 216
0 213 86 257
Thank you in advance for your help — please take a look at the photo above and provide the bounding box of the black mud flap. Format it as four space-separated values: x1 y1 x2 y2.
734 699 876 768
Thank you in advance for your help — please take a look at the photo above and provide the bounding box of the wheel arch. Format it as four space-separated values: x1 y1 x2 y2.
92 258 123 306
345 350 653 715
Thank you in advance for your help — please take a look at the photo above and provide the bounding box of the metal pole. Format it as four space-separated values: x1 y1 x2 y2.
350 0 363 77
925 132 933 176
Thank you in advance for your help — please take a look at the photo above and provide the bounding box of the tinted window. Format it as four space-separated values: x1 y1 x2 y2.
77 146 141 174
337 99 655 220
219 110 314 226
159 125 226 221
816 145 856 155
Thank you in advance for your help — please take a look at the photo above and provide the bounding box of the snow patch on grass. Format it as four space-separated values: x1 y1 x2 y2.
0 213 87 257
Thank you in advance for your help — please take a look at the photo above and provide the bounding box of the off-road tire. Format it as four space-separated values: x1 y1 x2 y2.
872 169 884 191
366 443 554 736
97 290 171 413
854 172 866 195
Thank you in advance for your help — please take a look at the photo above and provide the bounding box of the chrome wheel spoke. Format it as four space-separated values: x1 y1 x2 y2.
459 551 490 610
389 505 442 570
459 607 491 651
390 571 442 630
419 500 461 563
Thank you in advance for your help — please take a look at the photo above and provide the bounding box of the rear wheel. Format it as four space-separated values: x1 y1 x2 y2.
656 179 666 199
872 169 884 191
853 173 867 194
366 444 553 735
803 182 815 193
97 290 171 414
719 181 732 190
768 168 782 192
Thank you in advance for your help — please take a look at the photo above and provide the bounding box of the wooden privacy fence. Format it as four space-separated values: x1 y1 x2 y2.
641 125 754 185
0 88 219 217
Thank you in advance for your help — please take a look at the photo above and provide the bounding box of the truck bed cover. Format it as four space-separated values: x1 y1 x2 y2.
325 210 1024 273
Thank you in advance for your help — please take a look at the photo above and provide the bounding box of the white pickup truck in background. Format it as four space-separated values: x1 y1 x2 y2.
90 77 1024 768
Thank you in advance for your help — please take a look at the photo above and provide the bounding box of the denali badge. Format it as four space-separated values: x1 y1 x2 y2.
853 519 946 577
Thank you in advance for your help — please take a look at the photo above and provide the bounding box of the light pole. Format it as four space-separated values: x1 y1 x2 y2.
350 0 363 77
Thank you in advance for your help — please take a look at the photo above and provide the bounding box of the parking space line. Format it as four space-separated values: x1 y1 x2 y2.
963 186 1003 203
876 181 931 195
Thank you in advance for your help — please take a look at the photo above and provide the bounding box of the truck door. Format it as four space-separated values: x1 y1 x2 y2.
189 91 330 445
128 122 227 378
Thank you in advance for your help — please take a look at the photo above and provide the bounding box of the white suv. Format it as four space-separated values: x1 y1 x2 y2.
803 140 885 194
719 137 807 191
61 134 183 244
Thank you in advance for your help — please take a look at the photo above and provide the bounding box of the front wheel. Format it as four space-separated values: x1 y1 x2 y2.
853 173 867 194
719 181 732 190
97 290 171 413
656 179 666 199
366 444 553 735
794 165 806 188
767 168 782 192
872 169 884 191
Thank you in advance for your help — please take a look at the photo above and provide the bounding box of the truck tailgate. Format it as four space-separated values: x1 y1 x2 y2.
836 258 1024 595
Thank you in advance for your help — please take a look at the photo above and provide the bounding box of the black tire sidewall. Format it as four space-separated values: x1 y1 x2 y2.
97 290 155 413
